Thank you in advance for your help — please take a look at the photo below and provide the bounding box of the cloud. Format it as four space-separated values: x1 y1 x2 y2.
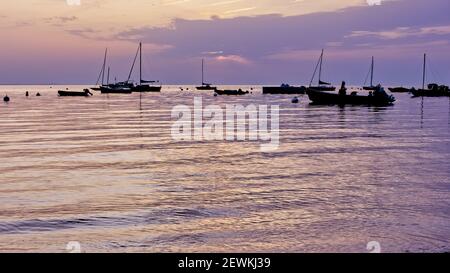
348 25 450 39
215 54 251 64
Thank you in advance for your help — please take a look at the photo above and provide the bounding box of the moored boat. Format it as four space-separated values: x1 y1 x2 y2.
263 84 306 94
307 82 395 106
308 49 336 91
129 43 162 93
388 87 413 93
196 59 217 91
411 54 449 97
363 57 378 91
58 89 93 97
411 84 449 97
215 89 249 96
100 85 132 94
91 48 109 91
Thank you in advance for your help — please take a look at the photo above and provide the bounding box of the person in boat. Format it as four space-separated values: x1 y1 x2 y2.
338 81 347 96
83 89 93 96
373 84 388 98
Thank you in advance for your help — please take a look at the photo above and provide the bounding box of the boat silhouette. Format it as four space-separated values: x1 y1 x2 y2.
363 56 377 91
215 89 249 96
388 87 413 93
307 81 395 106
91 48 109 91
129 42 162 92
263 84 306 94
196 59 217 91
411 54 449 97
308 49 336 91
58 89 93 97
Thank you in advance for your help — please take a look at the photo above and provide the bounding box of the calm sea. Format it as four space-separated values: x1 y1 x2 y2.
0 85 449 253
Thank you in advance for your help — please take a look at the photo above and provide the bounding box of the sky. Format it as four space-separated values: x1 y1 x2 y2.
0 0 449 85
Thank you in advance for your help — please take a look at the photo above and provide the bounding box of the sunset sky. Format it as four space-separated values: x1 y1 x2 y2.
0 0 449 85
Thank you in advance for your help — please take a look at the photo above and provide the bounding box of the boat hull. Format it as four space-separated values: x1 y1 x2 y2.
262 86 306 94
196 86 217 91
215 90 249 96
100 87 132 94
411 89 449 97
131 85 162 92
58 90 92 97
308 86 336 92
388 87 412 93
307 89 395 106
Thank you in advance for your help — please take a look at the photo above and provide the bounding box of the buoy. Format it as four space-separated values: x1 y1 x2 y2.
26 91 29 97
4 95 10 102
36 93 41 97
214 93 218 97
291 97 299 104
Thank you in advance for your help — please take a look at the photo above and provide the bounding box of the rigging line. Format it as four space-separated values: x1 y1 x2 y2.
427 58 442 83
363 63 371 86
95 65 104 86
127 45 140 83
309 52 322 87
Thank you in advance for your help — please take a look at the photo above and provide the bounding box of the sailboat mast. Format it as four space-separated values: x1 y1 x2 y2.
318 49 324 85
107 67 110 85
422 53 426 90
202 59 204 85
370 56 374 87
139 42 142 86
102 48 108 85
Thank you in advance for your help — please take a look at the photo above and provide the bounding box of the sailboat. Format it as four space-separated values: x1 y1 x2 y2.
196 59 217 90
308 49 336 91
363 56 377 91
130 42 162 92
91 48 108 91
411 54 449 97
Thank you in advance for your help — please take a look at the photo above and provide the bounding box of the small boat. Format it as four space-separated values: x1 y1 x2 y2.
131 82 162 92
100 85 132 94
411 84 449 97
263 84 306 94
129 43 162 93
388 87 413 93
215 89 249 96
58 89 93 97
308 49 336 91
363 56 377 91
4 94 10 102
91 48 109 91
197 83 217 91
307 81 395 106
196 59 217 90
411 54 450 97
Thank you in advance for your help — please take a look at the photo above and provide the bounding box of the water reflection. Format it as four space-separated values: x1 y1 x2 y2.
0 87 449 253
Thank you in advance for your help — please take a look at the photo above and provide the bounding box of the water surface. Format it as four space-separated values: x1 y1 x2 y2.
0 85 449 252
